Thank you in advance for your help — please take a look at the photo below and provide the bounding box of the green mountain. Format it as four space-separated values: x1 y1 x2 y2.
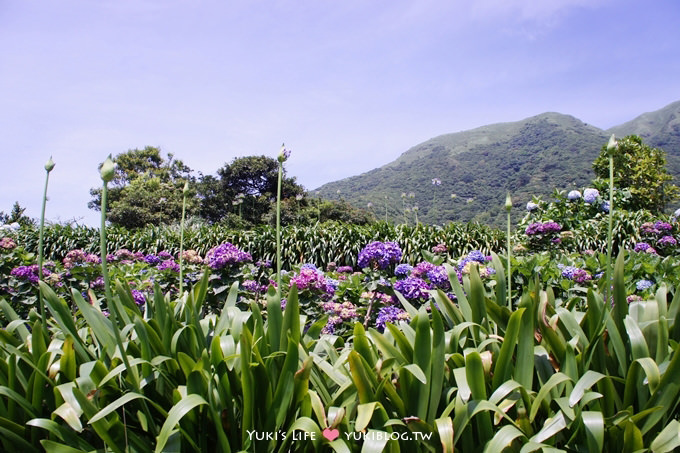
315 101 680 226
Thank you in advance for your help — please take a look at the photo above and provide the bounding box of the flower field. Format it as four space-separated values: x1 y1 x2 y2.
3 202 680 452
3 148 680 451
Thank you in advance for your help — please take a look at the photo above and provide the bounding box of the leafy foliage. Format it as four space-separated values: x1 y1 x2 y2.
593 135 679 214
88 147 196 228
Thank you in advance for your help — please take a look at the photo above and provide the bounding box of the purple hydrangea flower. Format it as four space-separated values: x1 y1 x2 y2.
10 265 49 284
336 266 353 273
205 243 252 270
426 265 450 290
526 202 538 212
654 221 673 232
393 276 431 300
658 235 677 247
357 241 402 270
144 254 161 265
290 268 326 291
411 261 436 278
157 259 180 272
158 251 173 260
634 242 652 252
375 306 410 332
131 289 146 306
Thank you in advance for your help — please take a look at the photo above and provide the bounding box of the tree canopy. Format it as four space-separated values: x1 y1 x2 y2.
592 135 678 214
197 155 305 225
88 147 196 228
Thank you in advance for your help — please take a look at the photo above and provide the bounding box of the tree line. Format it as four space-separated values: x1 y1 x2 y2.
86 147 374 229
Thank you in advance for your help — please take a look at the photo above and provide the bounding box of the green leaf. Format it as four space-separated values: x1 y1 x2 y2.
582 411 604 452
650 420 680 453
154 394 208 453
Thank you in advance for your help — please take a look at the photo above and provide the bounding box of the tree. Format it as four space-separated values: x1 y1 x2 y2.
88 147 196 228
592 135 678 214
197 155 305 224
0 202 35 227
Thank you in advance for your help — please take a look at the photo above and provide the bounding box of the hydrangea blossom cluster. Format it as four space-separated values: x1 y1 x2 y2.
360 291 394 306
557 264 592 284
114 249 143 262
336 266 354 273
583 188 600 203
457 250 488 269
0 237 17 250
637 221 677 254
526 202 539 212
10 265 50 284
375 305 410 332
157 259 180 273
144 254 161 266
636 279 654 291
633 242 657 254
410 261 435 278
158 251 173 260
431 243 448 254
525 222 562 236
63 249 101 268
181 250 204 264
204 243 252 270
242 279 268 293
357 241 402 270
567 190 582 201
393 276 431 301
394 263 413 278
290 268 327 291
426 265 451 290
321 300 358 320
658 236 678 247
131 289 146 306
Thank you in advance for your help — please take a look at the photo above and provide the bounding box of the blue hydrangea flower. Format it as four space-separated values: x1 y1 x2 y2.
375 306 410 332
601 201 610 213
636 279 654 291
394 263 413 278
526 201 538 211
567 190 582 201
583 188 599 203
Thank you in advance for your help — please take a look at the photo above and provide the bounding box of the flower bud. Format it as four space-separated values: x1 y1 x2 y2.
183 180 189 194
45 156 55 173
606 134 617 155
505 192 512 212
100 155 115 182
278 143 291 163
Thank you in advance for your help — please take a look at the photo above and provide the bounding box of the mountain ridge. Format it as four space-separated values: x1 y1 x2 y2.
315 100 680 226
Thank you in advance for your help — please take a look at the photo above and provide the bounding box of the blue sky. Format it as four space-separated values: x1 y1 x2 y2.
1 0 679 227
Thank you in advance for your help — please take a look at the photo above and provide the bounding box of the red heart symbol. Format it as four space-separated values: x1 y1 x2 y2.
322 427 339 441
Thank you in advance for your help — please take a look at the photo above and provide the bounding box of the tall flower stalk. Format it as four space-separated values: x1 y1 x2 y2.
37 156 55 328
605 134 617 304
505 191 512 309
99 156 141 391
276 144 290 297
179 180 189 298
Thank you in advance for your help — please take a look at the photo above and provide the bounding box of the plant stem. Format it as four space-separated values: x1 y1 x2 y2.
507 209 512 310
276 161 283 298
179 182 188 298
37 167 52 328
605 154 615 305
100 182 140 391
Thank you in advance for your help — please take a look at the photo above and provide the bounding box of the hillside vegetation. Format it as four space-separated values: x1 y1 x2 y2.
316 101 680 226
